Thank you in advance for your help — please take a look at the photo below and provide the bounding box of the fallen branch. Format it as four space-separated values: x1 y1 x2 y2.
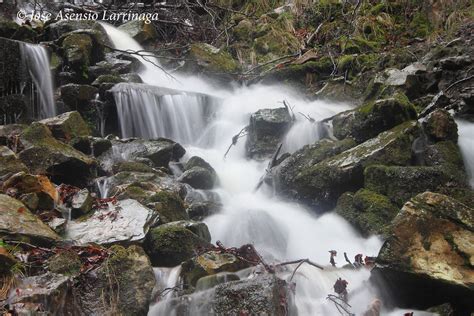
445 74 474 92
254 143 283 192
326 294 354 316
223 126 248 159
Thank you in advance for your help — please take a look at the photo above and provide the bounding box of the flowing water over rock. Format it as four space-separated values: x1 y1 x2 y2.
20 43 56 119
101 23 392 315
457 120 474 187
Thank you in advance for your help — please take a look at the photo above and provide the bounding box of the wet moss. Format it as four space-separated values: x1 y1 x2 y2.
48 250 82 276
190 43 240 73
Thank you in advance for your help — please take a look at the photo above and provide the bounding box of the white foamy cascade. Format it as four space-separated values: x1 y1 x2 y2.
457 120 474 187
21 43 56 119
102 23 389 316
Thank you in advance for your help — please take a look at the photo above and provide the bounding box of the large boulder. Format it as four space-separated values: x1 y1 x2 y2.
179 167 216 190
246 107 293 160
17 123 96 187
181 250 252 287
59 84 99 110
151 274 294 316
276 121 420 211
75 245 155 315
160 220 211 242
371 192 474 313
144 224 211 267
61 33 94 72
332 94 417 143
118 20 158 43
65 199 159 245
423 109 458 142
0 146 28 178
45 20 108 42
7 272 72 315
0 194 59 245
335 189 399 236
40 111 91 141
187 43 240 76
98 138 186 172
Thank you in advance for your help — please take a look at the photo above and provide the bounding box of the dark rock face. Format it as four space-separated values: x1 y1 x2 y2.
40 111 91 141
335 189 399 236
275 121 419 211
145 224 210 267
332 94 417 143
423 109 458 142
18 123 96 187
0 146 28 178
59 84 99 110
246 107 293 160
159 274 294 316
179 156 218 189
371 192 473 313
75 245 155 316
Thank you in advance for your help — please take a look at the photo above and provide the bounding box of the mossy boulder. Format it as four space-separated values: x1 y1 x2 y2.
245 107 293 160
0 146 28 178
47 250 82 276
112 161 154 174
181 250 252 287
0 194 59 245
160 220 211 242
335 189 399 236
188 43 240 74
40 111 91 141
274 138 356 195
279 121 420 211
423 109 458 142
70 136 112 157
118 20 158 43
371 192 474 313
59 84 98 110
46 20 108 42
144 225 210 267
18 123 96 187
75 245 155 315
179 167 217 190
146 190 189 224
332 93 417 143
61 33 93 72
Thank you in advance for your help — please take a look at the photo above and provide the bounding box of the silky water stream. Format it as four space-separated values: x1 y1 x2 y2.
100 23 451 315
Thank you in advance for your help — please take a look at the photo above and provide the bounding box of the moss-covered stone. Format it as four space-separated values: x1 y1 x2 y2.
423 109 458 142
144 225 210 267
39 111 90 141
335 189 398 236
112 161 154 174
0 146 28 178
118 20 158 43
61 33 93 73
333 93 417 143
48 250 81 276
189 43 240 74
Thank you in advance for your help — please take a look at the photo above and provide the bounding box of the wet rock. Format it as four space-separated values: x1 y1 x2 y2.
195 272 240 292
112 160 154 174
187 201 222 221
187 43 240 75
273 138 356 197
161 274 293 316
145 224 210 267
332 94 417 143
423 109 458 142
47 250 82 276
18 123 96 187
71 188 94 218
45 20 108 42
179 167 216 190
0 194 59 244
75 245 155 315
439 55 471 71
246 107 293 160
2 172 58 210
71 136 112 157
59 84 99 110
0 146 28 178
371 192 474 313
8 272 72 315
61 33 94 72
277 121 420 211
48 217 67 235
118 20 158 43
98 138 186 172
426 303 455 315
0 94 28 123
181 251 252 287
364 164 463 207
335 189 399 236
39 111 91 141
65 199 158 245
160 220 211 242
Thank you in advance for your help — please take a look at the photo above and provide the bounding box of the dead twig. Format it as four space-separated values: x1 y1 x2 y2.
224 126 248 159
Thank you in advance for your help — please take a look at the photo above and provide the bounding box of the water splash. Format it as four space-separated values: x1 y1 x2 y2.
20 43 56 119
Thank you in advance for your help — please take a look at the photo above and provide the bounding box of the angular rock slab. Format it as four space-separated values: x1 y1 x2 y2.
372 192 474 312
65 199 158 245
0 194 59 244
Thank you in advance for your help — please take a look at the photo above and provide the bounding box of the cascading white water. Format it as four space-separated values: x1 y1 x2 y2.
21 43 56 119
456 120 474 187
102 23 393 315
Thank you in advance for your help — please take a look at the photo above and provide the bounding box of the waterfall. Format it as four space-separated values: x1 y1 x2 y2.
20 43 56 119
112 83 219 144
101 23 393 315
457 120 474 187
